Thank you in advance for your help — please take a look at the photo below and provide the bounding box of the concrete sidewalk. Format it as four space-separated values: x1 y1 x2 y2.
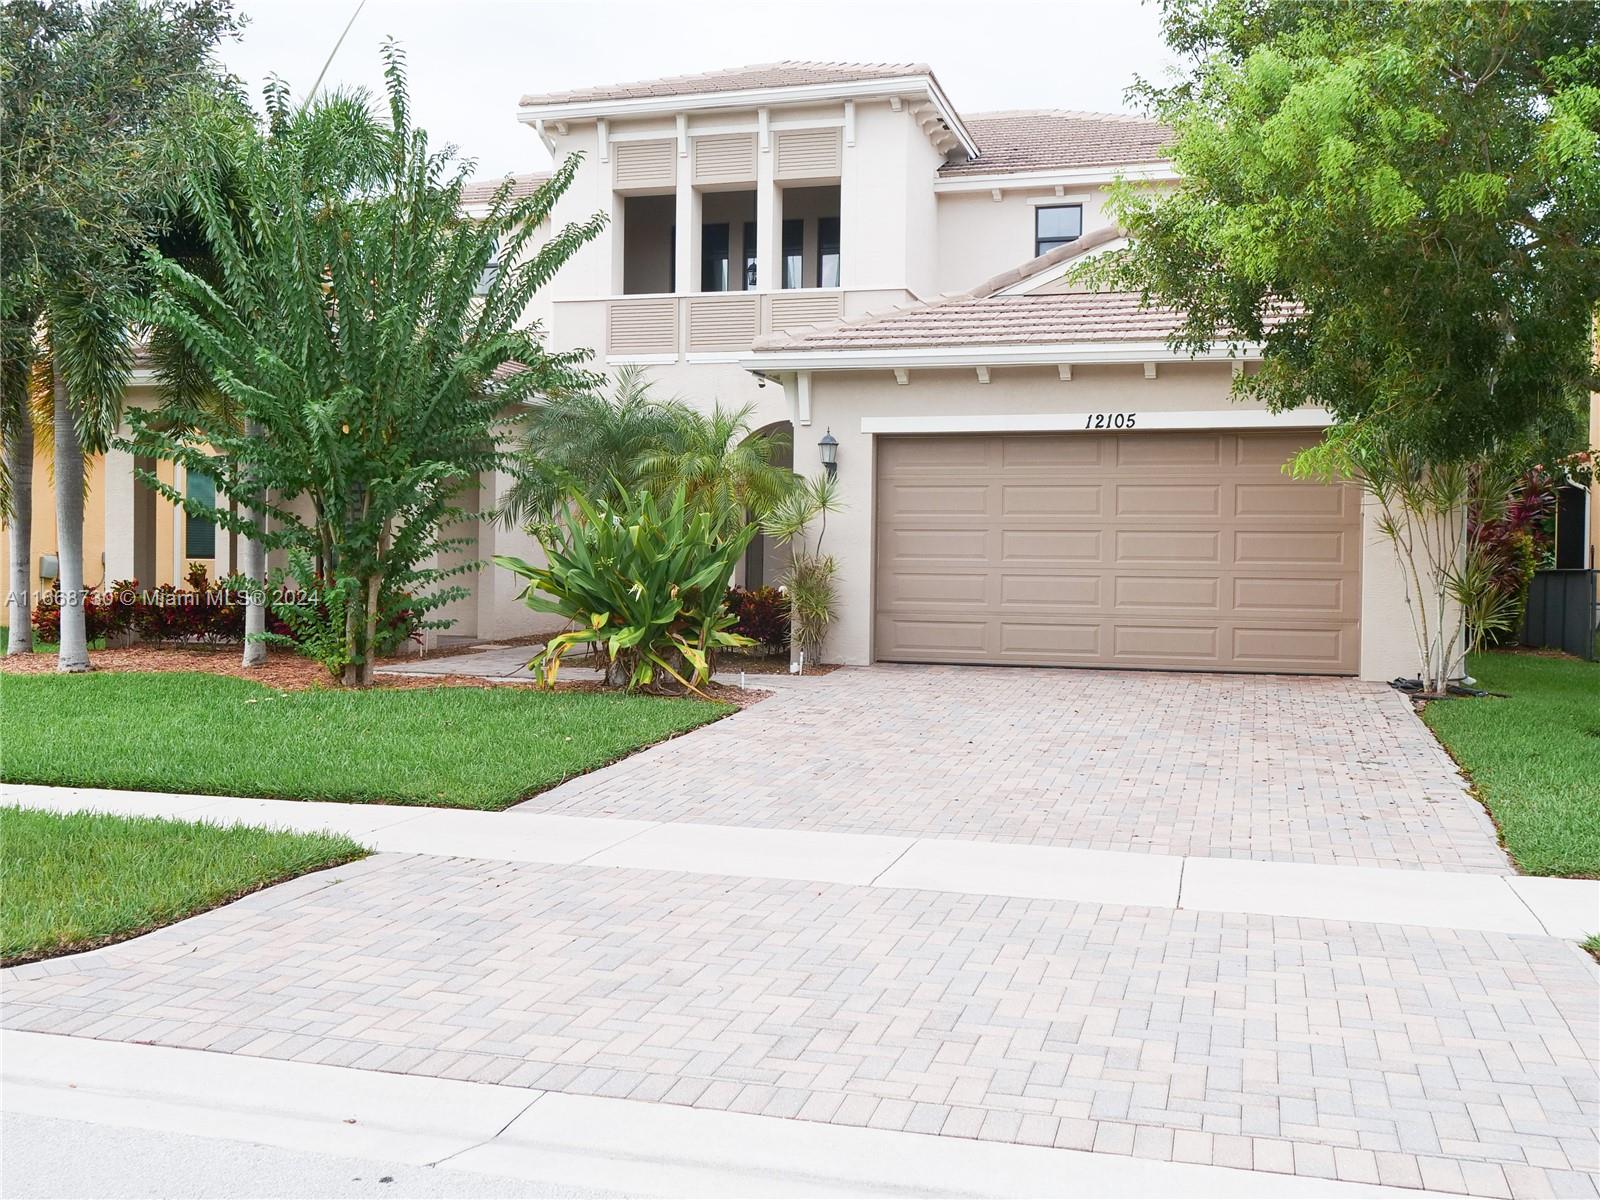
4 783 1594 937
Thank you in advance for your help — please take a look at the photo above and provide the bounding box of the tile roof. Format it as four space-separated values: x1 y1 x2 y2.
942 109 1171 176
520 61 930 108
460 172 551 204
750 228 1176 353
755 290 1184 352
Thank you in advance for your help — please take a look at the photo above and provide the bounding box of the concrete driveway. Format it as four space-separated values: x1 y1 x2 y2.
518 664 1508 873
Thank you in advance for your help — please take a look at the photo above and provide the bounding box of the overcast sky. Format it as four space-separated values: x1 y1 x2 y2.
216 0 1177 179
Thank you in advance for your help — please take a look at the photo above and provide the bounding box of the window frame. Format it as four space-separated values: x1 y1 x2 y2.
1033 203 1084 258
816 216 840 288
781 219 804 290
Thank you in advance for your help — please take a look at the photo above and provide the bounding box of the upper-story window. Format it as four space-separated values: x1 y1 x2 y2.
1035 205 1083 258
781 219 804 289
817 218 840 288
701 223 731 291
475 236 502 296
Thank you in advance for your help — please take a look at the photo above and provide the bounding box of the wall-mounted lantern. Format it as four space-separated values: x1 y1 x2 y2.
818 428 839 479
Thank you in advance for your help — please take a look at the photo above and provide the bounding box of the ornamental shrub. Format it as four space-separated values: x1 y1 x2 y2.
725 586 790 655
496 485 754 694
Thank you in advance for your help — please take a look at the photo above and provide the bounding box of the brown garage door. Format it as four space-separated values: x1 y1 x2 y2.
874 430 1361 675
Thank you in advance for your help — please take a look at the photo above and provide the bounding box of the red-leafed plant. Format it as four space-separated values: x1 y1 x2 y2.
725 586 791 655
1466 466 1556 648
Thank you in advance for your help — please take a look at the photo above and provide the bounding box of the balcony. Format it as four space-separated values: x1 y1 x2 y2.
553 288 916 361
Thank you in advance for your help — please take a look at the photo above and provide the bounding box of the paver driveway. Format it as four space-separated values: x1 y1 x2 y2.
519 664 1507 873
6 854 1596 1198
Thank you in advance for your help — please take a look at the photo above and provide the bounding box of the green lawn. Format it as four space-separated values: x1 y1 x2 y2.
1423 651 1600 878
1 806 366 965
1 671 731 809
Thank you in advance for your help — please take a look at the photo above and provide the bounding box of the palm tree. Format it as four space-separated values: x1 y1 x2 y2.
1 302 39 655
635 401 794 535
35 285 134 672
502 364 691 529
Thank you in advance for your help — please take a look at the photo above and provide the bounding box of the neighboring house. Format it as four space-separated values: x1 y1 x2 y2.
2 59 1524 678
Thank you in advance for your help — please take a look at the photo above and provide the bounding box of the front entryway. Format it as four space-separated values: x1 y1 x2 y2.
873 430 1362 674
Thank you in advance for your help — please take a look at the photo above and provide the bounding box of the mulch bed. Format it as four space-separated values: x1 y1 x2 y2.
0 644 770 707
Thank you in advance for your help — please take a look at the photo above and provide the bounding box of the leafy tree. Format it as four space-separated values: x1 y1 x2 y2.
0 0 243 665
1090 0 1599 460
127 44 605 685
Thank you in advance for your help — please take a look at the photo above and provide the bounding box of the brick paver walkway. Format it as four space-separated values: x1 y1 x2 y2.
518 665 1506 872
6 853 1595 1198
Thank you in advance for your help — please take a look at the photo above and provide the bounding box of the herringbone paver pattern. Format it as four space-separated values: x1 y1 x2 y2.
517 665 1505 872
6 854 1594 1197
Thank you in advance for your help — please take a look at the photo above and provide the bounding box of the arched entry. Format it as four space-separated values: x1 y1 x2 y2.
741 419 793 589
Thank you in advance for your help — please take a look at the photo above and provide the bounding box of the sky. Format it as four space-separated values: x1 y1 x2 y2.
215 0 1178 179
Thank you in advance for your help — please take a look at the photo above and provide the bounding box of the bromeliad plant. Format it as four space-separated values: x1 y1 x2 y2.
495 486 754 695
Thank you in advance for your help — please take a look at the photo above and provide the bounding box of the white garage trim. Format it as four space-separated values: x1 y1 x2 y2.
860 409 1335 435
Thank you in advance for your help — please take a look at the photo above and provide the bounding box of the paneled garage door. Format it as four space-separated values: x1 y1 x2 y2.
874 430 1362 675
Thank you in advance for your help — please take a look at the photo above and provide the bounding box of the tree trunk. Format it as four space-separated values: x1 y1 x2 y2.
52 363 89 672
5 397 34 655
240 419 267 667
359 570 381 687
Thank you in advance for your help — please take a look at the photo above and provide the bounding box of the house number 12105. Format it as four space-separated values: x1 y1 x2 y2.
1084 412 1137 429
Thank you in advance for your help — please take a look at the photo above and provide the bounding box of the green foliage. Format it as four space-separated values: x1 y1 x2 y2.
635 401 794 536
0 0 244 508
1 805 364 966
125 42 605 684
496 486 755 694
1091 0 1600 460
1293 428 1527 692
760 473 843 663
506 367 795 536
503 365 692 529
1 671 731 811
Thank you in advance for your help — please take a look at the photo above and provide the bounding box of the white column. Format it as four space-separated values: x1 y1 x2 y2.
674 114 696 299
755 108 778 293
102 439 138 584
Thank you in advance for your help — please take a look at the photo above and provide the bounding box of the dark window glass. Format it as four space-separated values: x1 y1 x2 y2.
186 469 216 559
474 235 501 295
781 219 804 289
817 217 840 288
1034 204 1083 257
701 223 730 292
742 221 758 290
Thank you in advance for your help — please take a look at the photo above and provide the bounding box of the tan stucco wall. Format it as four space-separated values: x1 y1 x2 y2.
934 186 1116 295
792 362 1432 682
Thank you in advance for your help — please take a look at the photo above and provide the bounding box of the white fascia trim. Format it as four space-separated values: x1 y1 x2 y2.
520 77 979 159
860 409 1333 435
934 161 1178 192
741 340 1257 372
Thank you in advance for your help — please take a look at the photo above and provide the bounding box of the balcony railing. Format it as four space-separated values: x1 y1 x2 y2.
554 289 911 360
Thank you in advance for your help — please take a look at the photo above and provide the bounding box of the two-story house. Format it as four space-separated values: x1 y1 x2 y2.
513 61 1416 680
3 60 1428 681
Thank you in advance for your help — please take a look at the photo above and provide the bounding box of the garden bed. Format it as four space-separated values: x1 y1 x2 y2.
1 806 366 966
1423 650 1600 878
